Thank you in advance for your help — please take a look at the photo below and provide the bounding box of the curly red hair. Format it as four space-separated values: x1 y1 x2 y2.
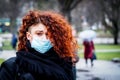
18 10 78 59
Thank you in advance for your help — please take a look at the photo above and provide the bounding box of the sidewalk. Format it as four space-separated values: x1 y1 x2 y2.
0 50 16 60
0 50 120 80
76 59 120 80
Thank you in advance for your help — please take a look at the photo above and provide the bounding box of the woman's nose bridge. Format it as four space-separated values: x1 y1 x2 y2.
41 34 47 40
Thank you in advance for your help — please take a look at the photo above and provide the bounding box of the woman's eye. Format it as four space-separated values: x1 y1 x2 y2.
37 33 42 36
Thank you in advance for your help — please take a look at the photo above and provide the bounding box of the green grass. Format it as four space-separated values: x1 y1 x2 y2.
2 40 13 50
79 52 120 61
0 59 4 65
0 40 13 64
96 52 120 60
95 44 120 49
79 44 120 50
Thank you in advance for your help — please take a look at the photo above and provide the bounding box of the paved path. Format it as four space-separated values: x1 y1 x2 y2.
0 50 16 60
76 59 120 80
0 50 120 80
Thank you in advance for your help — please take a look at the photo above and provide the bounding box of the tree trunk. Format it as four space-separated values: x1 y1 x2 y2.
66 11 72 23
60 9 72 24
10 17 17 33
112 20 118 45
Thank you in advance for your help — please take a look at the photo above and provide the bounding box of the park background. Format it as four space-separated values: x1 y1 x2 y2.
0 0 120 62
0 0 120 80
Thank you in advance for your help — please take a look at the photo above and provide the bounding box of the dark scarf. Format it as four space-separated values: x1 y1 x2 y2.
15 41 73 80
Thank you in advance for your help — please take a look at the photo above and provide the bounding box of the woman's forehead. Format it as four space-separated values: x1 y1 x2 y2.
29 23 47 33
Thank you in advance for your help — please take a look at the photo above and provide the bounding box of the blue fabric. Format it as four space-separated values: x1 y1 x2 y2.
92 52 97 60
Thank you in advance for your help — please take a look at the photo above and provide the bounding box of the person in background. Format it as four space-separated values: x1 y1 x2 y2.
11 33 18 50
0 10 78 80
83 39 95 67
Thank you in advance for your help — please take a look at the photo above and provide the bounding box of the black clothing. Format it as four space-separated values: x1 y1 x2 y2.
0 57 17 80
0 41 73 80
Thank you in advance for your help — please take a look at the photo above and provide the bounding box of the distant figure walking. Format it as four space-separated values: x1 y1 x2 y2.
11 33 17 50
83 40 95 67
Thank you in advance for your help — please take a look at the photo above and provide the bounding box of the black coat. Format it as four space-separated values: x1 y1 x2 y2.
0 47 73 80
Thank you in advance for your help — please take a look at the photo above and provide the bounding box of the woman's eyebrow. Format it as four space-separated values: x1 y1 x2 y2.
35 30 44 33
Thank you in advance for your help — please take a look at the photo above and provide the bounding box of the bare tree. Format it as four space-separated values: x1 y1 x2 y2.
74 0 120 44
35 0 58 11
100 0 120 44
57 0 82 23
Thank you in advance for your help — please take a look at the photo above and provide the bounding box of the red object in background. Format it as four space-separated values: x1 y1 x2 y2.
83 40 94 59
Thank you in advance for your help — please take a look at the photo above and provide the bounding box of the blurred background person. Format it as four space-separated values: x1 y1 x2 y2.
83 39 95 67
11 33 18 50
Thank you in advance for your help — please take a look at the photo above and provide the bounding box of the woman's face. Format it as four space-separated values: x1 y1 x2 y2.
26 23 48 43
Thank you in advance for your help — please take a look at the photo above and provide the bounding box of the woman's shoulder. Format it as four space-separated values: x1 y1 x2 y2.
0 57 17 80
0 57 17 71
1 57 16 65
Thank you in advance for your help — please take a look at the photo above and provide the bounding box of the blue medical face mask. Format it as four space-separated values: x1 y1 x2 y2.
31 36 52 54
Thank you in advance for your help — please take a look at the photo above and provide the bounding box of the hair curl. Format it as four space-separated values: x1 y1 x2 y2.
18 10 78 60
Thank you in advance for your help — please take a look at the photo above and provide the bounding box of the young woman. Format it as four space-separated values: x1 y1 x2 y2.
0 10 78 80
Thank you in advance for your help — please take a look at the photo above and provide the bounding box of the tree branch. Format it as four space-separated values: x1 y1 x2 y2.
70 0 82 10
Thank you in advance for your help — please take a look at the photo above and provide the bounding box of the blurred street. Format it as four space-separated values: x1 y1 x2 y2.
0 50 120 80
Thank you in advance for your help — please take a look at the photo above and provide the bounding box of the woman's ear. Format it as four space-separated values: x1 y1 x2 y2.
26 32 31 40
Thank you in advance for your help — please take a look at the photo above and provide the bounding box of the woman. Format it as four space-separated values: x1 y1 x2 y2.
0 10 78 80
83 40 95 67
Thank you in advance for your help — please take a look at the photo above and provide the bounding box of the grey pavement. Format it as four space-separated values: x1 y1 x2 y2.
76 59 120 80
0 50 120 80
0 50 16 60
